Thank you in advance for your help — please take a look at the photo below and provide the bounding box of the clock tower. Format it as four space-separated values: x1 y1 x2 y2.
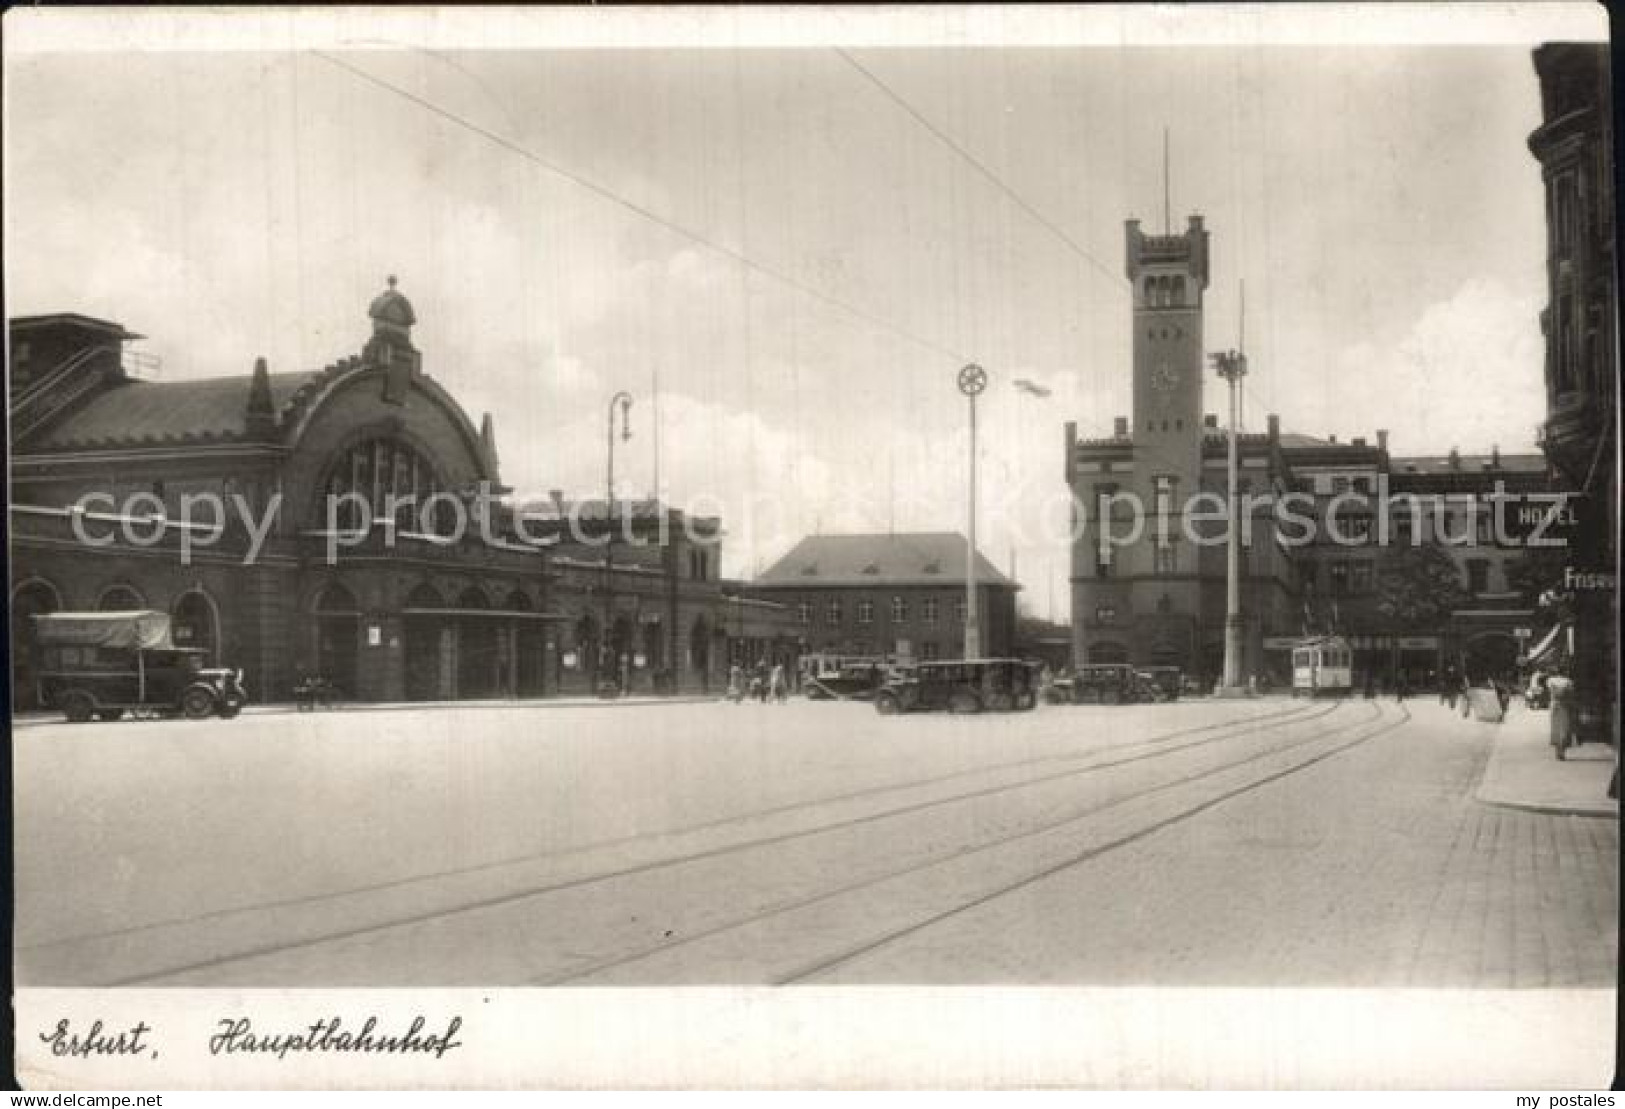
1127 214 1209 493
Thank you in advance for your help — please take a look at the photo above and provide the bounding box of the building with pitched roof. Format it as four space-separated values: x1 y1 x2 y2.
8 284 796 706
751 532 1019 660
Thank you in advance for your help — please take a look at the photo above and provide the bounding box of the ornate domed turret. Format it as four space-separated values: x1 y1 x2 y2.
368 275 416 338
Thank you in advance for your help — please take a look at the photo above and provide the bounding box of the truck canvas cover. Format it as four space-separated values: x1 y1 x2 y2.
32 611 176 650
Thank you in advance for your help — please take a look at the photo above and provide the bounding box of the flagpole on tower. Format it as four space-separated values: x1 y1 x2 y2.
1162 126 1171 235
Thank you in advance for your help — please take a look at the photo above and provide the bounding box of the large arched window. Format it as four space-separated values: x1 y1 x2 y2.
319 436 451 534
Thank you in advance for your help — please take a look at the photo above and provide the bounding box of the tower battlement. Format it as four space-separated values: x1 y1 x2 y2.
1125 215 1210 290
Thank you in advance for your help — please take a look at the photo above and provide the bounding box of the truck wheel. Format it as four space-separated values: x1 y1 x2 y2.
62 692 96 723
217 701 243 720
875 692 900 715
181 686 216 720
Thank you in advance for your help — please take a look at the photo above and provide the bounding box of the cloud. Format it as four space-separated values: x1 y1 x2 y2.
1319 277 1545 455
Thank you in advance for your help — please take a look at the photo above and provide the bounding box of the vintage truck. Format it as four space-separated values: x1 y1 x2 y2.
31 610 247 722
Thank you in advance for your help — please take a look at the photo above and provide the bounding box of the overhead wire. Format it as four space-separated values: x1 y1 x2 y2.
313 49 974 369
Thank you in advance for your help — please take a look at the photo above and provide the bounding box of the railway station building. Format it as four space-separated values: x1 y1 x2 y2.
8 283 797 707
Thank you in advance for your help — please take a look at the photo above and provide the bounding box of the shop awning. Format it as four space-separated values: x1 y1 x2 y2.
1521 621 1568 666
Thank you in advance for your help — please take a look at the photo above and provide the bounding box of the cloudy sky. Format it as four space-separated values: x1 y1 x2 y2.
5 10 1592 615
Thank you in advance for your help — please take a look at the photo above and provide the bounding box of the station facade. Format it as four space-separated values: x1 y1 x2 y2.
8 285 798 707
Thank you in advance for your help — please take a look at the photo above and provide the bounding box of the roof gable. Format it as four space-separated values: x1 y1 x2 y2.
757 532 1015 588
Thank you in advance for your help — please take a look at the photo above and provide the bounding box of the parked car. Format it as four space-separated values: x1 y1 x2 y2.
33 611 247 722
1141 666 1184 701
1067 663 1151 705
874 659 1041 715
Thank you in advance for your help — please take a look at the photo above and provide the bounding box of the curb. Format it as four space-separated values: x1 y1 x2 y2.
11 695 731 727
1473 796 1619 820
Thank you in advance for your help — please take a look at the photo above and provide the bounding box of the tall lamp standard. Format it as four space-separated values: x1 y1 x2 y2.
602 391 633 694
1211 350 1250 695
958 363 988 659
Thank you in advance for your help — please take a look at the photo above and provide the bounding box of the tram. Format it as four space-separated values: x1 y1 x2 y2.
798 653 899 701
1291 635 1354 697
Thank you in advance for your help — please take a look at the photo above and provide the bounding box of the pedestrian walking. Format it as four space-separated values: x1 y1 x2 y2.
726 664 744 704
1395 674 1408 703
770 662 789 703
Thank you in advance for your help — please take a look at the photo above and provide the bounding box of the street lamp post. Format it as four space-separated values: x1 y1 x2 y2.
602 391 633 694
958 364 988 659
1212 350 1250 695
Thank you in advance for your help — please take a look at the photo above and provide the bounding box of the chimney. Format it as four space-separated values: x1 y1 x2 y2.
1491 444 1501 467
1204 414 1219 429
1113 416 1128 438
1267 413 1280 442
1329 434 1338 444
1448 447 1461 471
1376 429 1389 451
1352 436 1366 448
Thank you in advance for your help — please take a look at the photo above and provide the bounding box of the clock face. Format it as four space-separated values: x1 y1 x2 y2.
1151 362 1180 398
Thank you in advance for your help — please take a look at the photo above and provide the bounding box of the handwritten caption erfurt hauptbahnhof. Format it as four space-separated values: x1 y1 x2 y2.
39 1014 465 1063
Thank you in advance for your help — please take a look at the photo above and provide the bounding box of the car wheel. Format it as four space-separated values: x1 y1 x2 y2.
62 693 96 723
181 686 216 720
96 708 125 722
217 701 243 720
875 693 900 715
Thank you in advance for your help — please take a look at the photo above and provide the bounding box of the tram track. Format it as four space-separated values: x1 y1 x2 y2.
23 699 1325 972
97 700 1376 987
543 701 1401 985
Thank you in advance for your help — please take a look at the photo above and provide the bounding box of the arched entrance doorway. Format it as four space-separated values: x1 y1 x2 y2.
456 586 499 698
11 579 61 710
403 581 448 700
98 584 145 611
690 616 711 692
609 615 634 692
508 589 546 697
172 590 219 663
313 583 361 698
571 614 599 692
641 618 665 692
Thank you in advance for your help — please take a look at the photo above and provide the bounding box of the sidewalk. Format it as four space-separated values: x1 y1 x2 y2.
1475 699 1618 818
11 692 724 728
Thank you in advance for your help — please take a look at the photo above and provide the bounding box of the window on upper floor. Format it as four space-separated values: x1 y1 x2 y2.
320 435 448 534
954 598 968 623
1154 543 1177 575
856 600 874 625
1466 559 1490 594
922 598 939 624
1329 562 1350 595
891 596 908 623
796 602 811 626
826 600 842 626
